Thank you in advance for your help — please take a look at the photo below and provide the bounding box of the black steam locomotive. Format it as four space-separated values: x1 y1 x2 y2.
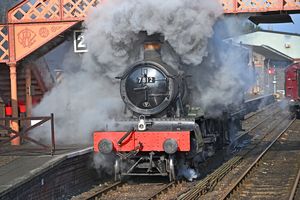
94 34 243 181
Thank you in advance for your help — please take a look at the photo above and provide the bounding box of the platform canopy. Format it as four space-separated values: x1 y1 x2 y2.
227 30 300 61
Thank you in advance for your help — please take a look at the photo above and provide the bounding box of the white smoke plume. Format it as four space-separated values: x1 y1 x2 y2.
93 154 116 176
187 17 255 116
32 0 226 144
189 42 254 115
178 165 199 181
85 0 222 69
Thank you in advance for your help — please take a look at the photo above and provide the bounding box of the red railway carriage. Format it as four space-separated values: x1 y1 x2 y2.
285 62 300 116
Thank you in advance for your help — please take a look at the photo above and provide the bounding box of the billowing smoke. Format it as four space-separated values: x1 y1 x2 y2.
188 40 254 116
92 154 116 177
83 0 223 72
33 0 226 144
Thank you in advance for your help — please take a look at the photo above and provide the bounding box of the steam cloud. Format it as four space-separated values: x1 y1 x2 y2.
33 0 253 145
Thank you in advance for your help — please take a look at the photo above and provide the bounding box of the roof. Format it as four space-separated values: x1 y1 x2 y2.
249 14 293 25
252 45 293 61
228 30 300 60
255 30 300 37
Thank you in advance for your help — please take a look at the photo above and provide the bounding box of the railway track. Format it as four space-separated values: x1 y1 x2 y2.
231 105 289 158
294 170 300 200
146 181 176 200
290 168 300 200
243 102 276 121
220 119 300 200
242 102 281 133
82 181 123 200
230 104 283 151
78 180 181 200
243 102 282 130
179 104 292 200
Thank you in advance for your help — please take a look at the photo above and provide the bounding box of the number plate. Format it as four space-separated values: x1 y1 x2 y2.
73 30 88 53
138 77 155 83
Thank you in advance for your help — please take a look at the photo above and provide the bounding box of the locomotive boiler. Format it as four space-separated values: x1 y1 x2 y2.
94 34 240 181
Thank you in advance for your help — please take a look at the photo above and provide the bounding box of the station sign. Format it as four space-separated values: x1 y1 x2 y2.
73 30 88 53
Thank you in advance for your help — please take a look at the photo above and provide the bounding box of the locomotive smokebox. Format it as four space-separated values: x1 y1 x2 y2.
119 33 184 117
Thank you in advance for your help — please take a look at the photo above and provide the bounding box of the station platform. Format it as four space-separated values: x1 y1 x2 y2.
244 93 273 101
243 94 275 113
0 143 94 199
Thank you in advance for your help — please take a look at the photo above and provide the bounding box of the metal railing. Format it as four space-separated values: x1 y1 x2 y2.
222 0 300 13
8 0 99 23
0 113 55 155
0 25 8 63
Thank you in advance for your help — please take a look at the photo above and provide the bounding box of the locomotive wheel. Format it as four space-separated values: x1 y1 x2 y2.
168 157 176 181
114 159 121 181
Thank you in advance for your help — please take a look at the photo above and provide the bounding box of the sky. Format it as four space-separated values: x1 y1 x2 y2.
260 14 300 34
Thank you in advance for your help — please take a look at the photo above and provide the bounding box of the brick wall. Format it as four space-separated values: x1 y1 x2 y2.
0 154 98 200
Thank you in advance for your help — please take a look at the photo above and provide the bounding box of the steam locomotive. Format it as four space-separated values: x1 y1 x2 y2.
93 34 243 181
285 62 300 118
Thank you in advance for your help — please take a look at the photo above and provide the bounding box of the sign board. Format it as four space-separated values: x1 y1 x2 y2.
73 30 88 53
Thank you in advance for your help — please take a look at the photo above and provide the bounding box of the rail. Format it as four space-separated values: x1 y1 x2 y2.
289 168 300 200
220 118 296 199
244 94 275 114
84 181 123 200
229 105 282 150
0 113 55 155
146 181 176 200
179 107 291 200
244 102 275 120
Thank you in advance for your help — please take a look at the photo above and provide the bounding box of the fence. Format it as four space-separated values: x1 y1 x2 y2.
0 113 55 155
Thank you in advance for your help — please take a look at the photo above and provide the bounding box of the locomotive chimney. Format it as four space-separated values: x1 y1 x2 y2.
143 33 163 60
